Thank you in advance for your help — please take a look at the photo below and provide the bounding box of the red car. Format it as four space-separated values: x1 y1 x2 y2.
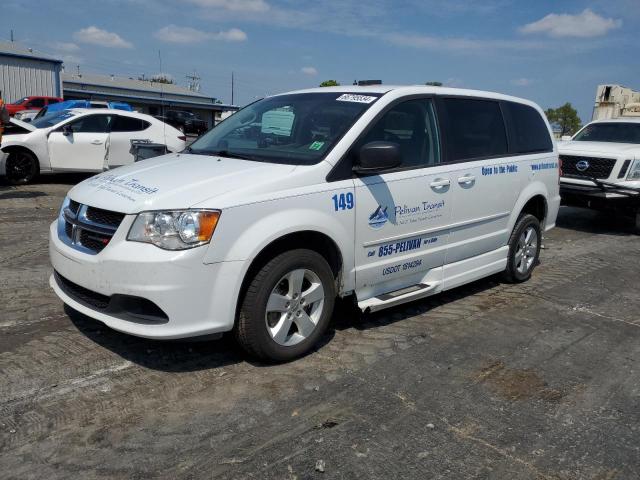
6 96 63 116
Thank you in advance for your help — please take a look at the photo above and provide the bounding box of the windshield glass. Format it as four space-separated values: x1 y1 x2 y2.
12 97 28 105
31 110 77 129
573 122 640 144
188 92 381 165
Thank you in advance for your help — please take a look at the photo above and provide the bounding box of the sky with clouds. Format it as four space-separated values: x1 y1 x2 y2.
1 0 637 121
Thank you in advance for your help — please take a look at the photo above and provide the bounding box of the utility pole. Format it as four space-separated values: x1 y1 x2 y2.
231 71 235 105
186 70 201 93
10 30 14 42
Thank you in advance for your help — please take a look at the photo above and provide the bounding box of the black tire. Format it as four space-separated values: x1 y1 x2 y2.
235 249 336 362
502 213 542 283
5 150 39 185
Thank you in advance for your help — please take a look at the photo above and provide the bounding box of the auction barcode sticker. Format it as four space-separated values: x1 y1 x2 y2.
336 94 377 104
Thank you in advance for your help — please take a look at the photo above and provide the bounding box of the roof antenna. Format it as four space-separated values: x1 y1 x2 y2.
158 50 166 144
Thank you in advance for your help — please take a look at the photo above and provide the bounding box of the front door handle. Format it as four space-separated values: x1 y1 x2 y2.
91 140 104 145
458 174 476 185
430 178 451 188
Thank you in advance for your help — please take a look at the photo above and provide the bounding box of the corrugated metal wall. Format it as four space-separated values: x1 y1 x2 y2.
0 55 62 102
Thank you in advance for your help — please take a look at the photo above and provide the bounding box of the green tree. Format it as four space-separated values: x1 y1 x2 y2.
545 103 581 136
150 73 175 85
319 80 340 87
425 81 443 86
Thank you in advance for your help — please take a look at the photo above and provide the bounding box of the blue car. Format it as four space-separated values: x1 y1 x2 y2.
34 100 133 119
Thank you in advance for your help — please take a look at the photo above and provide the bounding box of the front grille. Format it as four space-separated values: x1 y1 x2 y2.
85 207 126 228
79 229 112 253
55 272 110 309
560 155 617 179
69 200 80 214
59 200 125 255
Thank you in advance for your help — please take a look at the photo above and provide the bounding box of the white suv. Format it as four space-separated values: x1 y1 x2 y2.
49 86 560 362
558 119 640 230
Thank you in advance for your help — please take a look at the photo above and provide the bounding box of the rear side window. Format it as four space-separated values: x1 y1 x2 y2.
439 98 508 161
503 102 552 154
111 116 151 132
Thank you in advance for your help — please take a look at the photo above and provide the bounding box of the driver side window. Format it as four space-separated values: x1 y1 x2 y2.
356 98 440 169
68 115 112 133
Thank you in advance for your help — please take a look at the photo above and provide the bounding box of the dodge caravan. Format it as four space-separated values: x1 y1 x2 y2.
49 86 560 362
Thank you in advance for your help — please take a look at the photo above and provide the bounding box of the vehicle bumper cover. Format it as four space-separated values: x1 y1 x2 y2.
49 220 243 339
560 181 639 211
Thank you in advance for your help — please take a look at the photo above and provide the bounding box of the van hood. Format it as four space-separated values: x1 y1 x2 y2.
558 141 640 156
68 153 297 214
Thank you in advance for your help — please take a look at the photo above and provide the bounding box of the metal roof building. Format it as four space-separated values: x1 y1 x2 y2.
0 42 63 102
62 72 238 127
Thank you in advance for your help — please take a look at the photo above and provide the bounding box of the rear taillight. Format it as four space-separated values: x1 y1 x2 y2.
178 135 186 141
558 156 563 183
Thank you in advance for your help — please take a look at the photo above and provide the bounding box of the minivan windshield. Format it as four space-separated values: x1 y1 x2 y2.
188 92 382 165
573 122 640 144
31 110 77 129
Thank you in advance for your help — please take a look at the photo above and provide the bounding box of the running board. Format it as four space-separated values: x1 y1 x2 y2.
358 282 440 313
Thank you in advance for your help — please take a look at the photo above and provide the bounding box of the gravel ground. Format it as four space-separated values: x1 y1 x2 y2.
1 175 639 480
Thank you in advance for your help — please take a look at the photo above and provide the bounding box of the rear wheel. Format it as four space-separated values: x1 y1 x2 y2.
235 249 336 362
502 214 541 283
5 150 38 185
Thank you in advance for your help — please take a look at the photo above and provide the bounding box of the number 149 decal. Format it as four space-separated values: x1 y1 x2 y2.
332 192 354 211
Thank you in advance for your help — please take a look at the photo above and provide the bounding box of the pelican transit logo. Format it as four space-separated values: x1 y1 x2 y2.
368 205 389 229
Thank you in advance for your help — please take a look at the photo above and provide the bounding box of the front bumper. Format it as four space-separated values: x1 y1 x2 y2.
560 180 640 213
49 220 244 339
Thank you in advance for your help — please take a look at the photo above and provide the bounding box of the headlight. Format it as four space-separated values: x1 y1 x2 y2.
127 209 220 250
627 159 640 181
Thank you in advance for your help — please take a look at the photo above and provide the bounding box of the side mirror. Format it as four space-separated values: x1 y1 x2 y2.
62 124 73 136
561 135 572 141
354 141 401 174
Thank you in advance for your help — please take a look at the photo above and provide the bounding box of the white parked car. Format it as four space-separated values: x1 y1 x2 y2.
0 109 186 184
13 109 39 122
49 86 560 362
559 118 640 230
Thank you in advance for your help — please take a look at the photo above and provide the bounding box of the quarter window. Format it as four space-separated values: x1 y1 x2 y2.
356 99 440 168
440 98 508 161
503 102 552 153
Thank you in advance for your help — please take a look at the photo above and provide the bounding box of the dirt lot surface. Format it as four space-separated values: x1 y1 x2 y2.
1 176 639 479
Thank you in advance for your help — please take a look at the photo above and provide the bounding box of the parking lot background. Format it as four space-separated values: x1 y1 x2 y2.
1 176 639 479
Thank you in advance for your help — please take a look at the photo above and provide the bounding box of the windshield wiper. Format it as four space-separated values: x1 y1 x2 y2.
205 150 255 161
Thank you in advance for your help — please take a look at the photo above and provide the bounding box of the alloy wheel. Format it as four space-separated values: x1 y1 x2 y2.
265 269 325 347
515 226 538 275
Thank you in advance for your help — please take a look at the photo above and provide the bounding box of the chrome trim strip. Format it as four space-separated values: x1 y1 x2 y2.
56 198 123 255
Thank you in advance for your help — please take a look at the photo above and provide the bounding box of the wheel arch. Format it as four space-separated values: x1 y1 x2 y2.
510 183 550 233
520 194 547 224
0 145 42 178
234 230 345 324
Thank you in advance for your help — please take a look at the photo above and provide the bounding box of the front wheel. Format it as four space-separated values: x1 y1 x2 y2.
235 249 336 362
502 214 541 283
5 150 39 185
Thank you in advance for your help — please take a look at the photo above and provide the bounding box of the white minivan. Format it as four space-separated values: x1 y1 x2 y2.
49 86 560 362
